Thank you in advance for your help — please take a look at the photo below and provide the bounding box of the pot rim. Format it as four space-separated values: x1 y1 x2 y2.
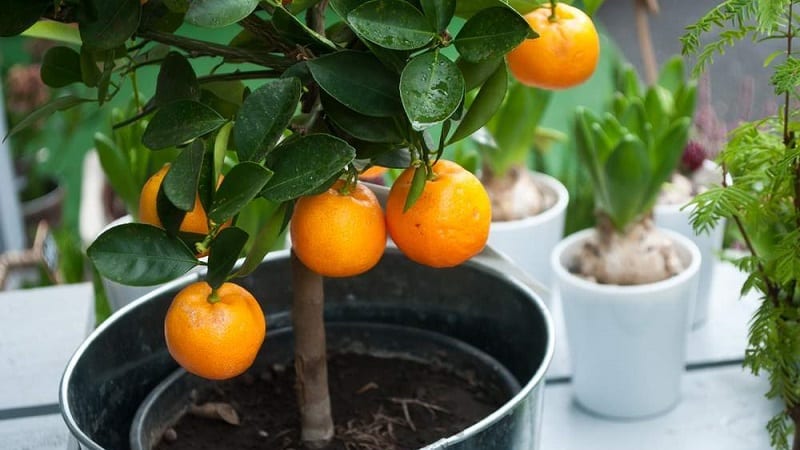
60 247 555 450
550 227 702 296
490 171 569 231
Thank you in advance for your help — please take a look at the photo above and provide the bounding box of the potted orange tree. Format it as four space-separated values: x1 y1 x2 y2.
0 0 570 449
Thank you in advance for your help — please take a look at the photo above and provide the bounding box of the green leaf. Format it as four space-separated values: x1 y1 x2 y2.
262 134 356 202
163 140 206 212
20 19 82 44
156 180 188 236
348 0 435 50
448 62 507 144
234 77 302 162
155 52 201 105
400 50 464 130
185 0 259 28
142 100 226 150
79 46 102 87
421 0 455 32
79 0 141 51
206 227 249 289
4 95 93 141
94 133 140 213
234 202 291 278
87 223 199 286
330 0 368 18
581 0 605 16
321 93 404 143
40 46 83 88
454 6 531 63
404 165 427 212
272 6 338 53
641 117 691 211
208 162 274 223
656 55 686 94
458 57 502 92
308 51 402 117
603 135 650 229
574 106 608 206
0 0 50 37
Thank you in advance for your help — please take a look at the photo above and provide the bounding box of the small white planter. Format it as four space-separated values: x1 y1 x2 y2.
654 160 727 328
551 228 701 419
488 172 568 290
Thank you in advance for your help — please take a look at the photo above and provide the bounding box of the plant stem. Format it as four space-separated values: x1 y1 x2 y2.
290 252 334 448
549 0 558 21
634 0 659 85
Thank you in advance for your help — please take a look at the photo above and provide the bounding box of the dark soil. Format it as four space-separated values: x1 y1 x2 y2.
154 352 511 450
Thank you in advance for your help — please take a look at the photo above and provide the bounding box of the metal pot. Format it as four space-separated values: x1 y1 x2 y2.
61 248 554 449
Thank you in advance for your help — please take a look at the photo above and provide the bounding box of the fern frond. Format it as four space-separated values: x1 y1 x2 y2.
771 56 800 95
757 0 792 32
766 411 792 450
681 0 759 74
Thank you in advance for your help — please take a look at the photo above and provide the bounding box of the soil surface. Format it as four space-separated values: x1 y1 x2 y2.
154 353 510 450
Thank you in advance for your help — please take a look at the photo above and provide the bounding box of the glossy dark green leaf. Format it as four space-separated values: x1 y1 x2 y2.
321 93 404 143
163 140 205 212
79 0 141 51
330 0 367 17
400 50 464 130
234 202 291 278
448 62 506 144
39 46 82 88
156 180 188 236
0 0 50 36
206 227 249 289
155 52 200 105
454 7 531 63
142 100 226 150
87 223 199 286
185 0 259 28
79 46 101 87
164 0 190 12
404 165 427 212
272 6 338 53
262 134 356 202
208 162 274 223
458 56 502 92
348 0 435 50
421 0 455 32
5 95 93 141
233 77 302 162
141 1 185 33
603 135 649 229
308 51 402 117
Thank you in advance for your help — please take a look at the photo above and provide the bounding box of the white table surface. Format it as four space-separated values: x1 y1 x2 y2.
0 261 782 450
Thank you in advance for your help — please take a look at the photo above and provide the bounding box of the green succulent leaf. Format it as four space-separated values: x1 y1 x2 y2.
94 133 140 214
420 0 456 33
400 50 465 131
208 162 274 223
348 0 436 50
142 100 226 150
603 135 650 229
185 0 259 28
448 62 507 144
163 140 206 212
79 0 141 51
233 77 302 162
642 117 691 210
574 107 608 206
261 134 356 202
206 227 249 289
40 46 83 88
308 50 402 117
657 55 686 94
87 223 199 286
454 6 532 63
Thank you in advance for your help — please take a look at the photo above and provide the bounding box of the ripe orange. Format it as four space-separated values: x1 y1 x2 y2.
507 3 599 90
291 180 386 278
139 164 212 235
359 165 388 180
386 160 491 268
164 281 266 380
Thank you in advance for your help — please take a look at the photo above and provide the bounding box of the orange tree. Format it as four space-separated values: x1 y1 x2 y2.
0 0 599 446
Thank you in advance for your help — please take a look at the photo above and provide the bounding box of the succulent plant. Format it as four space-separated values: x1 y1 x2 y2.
575 55 697 231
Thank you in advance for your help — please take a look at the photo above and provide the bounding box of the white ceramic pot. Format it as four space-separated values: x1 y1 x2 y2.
488 172 568 290
654 160 727 328
551 228 701 419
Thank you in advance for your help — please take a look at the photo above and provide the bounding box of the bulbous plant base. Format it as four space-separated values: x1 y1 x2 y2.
134 324 518 450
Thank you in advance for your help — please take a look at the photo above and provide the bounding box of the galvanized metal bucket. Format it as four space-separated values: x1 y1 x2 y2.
61 247 554 450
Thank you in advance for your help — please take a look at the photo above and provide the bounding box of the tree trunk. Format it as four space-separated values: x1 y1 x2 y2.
291 251 334 448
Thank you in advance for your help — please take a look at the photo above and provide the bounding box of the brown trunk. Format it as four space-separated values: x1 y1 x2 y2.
290 251 334 448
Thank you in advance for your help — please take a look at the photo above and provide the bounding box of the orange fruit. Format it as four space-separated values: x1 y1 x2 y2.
291 180 386 278
139 164 213 235
386 160 491 268
507 3 600 90
359 165 388 180
164 281 266 380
